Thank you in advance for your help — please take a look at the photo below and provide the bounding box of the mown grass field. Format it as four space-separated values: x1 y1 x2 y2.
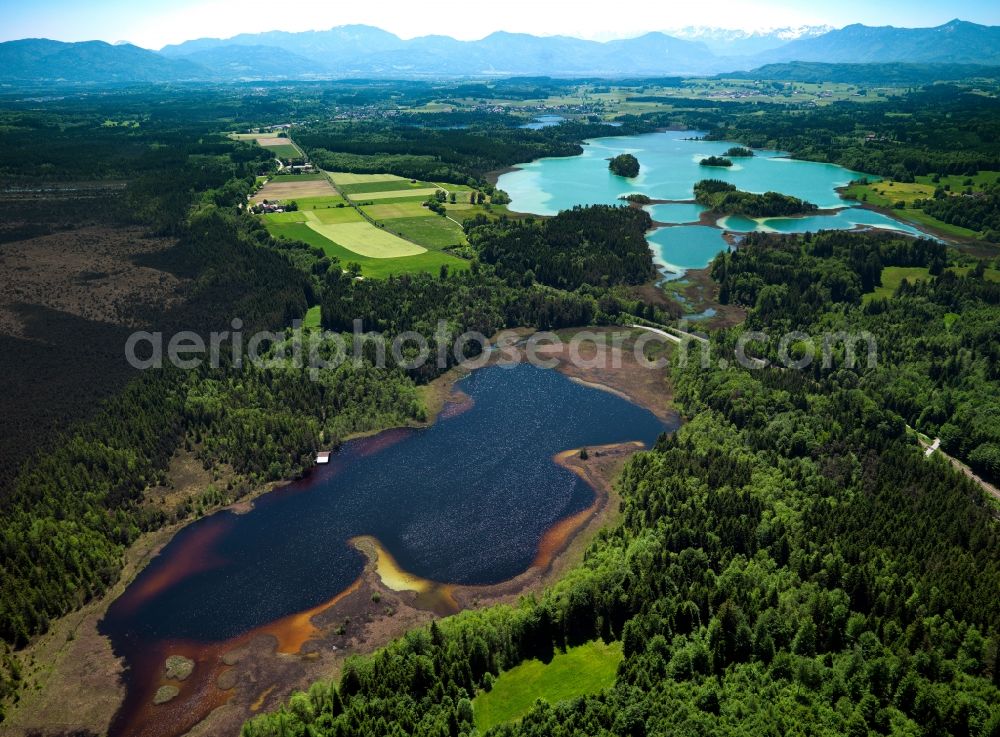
295 195 348 209
362 202 436 220
327 172 405 186
261 143 302 159
338 180 430 195
348 193 437 205
308 221 426 257
306 208 365 225
383 216 466 248
472 640 623 732
350 187 440 201
265 221 468 278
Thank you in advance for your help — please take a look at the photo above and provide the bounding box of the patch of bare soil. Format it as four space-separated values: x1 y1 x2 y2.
251 179 336 203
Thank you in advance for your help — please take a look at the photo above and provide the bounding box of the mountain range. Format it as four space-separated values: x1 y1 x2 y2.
1 20 998 84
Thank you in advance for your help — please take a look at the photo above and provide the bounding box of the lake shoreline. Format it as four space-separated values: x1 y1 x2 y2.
5 329 674 737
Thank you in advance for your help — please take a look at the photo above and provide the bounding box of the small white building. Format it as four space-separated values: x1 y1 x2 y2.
316 451 331 464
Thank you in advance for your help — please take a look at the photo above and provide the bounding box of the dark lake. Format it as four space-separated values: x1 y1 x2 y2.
101 363 669 648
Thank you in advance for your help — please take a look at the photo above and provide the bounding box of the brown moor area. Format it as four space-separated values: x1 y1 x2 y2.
5 328 676 737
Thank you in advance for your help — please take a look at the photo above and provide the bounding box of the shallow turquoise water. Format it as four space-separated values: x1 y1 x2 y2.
647 226 729 279
497 131 873 214
497 131 931 272
719 207 926 237
648 202 707 224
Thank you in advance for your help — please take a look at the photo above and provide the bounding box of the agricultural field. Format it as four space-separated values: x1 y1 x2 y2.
231 132 304 158
306 208 366 225
255 170 475 273
362 202 437 220
265 221 467 278
337 180 431 195
252 174 337 204
294 195 348 209
472 640 623 732
381 216 467 248
305 220 427 258
326 172 406 186
349 187 440 201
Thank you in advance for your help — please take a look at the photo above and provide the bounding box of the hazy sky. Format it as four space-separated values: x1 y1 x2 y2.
5 0 1000 49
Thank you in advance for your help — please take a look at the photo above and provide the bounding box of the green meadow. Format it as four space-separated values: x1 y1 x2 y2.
338 179 431 195
472 640 623 732
382 216 467 248
263 143 302 159
265 221 468 279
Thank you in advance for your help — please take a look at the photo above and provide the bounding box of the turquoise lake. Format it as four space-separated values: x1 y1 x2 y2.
497 131 930 279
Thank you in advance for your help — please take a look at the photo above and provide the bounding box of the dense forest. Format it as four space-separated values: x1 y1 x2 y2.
699 156 733 168
244 230 1000 737
711 229 1000 484
684 86 1000 182
298 119 651 186
693 179 818 217
609 153 640 178
921 190 1000 240
465 206 656 289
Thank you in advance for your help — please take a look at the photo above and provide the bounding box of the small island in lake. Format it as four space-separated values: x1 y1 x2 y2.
724 146 754 157
700 156 733 167
609 153 640 178
619 193 651 204
693 179 818 217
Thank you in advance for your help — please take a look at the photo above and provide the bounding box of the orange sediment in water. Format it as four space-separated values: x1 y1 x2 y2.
256 577 363 654
533 442 644 570
350 535 459 613
110 575 364 737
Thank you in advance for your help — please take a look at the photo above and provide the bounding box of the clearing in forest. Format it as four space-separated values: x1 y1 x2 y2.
472 640 623 732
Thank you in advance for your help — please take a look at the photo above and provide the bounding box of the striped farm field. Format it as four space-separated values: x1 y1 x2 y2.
350 188 440 201
252 176 337 203
327 172 406 186
306 220 427 258
265 222 468 278
362 202 436 220
338 180 430 195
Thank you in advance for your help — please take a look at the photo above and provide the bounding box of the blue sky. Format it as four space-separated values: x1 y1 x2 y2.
4 0 1000 49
